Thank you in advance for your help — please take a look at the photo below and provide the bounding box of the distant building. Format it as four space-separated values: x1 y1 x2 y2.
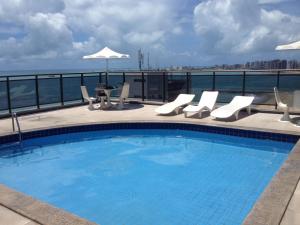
288 60 300 69
209 59 299 70
165 59 299 71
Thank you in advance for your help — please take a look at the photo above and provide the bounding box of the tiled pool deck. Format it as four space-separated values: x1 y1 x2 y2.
0 103 299 225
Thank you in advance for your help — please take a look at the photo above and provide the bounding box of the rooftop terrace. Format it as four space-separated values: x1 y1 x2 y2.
0 69 300 225
0 103 300 225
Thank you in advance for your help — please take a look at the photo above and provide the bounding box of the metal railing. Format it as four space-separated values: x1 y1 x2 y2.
11 112 22 143
1 69 300 117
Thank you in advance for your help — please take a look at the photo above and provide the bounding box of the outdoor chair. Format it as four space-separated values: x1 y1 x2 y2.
274 87 291 122
116 82 130 109
80 86 97 110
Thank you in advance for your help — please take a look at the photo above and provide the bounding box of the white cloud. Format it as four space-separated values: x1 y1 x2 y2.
24 13 73 54
124 31 165 45
0 12 73 60
0 0 183 63
193 0 300 54
258 0 291 4
63 0 182 47
0 0 71 60
172 26 183 35
0 0 299 67
0 0 64 24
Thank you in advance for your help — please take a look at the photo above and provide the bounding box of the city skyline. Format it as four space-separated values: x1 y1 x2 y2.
0 0 300 71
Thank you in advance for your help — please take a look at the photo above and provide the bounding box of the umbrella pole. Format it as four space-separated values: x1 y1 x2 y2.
105 59 108 86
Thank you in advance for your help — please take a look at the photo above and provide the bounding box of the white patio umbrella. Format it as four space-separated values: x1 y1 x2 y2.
83 47 130 83
275 40 300 50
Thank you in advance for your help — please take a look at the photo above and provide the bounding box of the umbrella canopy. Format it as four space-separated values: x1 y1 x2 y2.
275 40 300 50
83 46 130 59
83 46 130 72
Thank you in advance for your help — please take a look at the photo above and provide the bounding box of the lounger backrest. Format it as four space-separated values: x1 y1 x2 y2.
273 87 283 105
199 91 219 110
120 82 130 100
230 96 255 108
80 86 90 100
174 94 195 104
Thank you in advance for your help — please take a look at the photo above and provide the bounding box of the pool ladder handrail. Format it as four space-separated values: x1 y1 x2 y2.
11 112 23 144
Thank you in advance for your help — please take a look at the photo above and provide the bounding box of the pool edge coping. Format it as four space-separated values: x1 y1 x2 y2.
0 121 299 225
1 120 299 144
1 118 300 137
0 184 97 225
243 139 300 225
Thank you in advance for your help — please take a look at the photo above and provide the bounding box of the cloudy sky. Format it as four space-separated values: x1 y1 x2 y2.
0 0 300 71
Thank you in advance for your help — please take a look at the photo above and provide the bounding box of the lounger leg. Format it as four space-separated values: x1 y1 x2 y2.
198 111 202 118
234 111 239 120
184 111 188 118
175 107 180 115
247 106 251 115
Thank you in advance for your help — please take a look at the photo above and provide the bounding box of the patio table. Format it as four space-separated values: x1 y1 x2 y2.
95 86 118 109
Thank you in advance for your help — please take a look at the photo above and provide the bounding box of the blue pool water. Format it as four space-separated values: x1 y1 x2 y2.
0 129 294 225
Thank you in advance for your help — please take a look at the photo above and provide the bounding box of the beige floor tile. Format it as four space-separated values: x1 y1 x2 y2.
286 195 300 212
0 206 32 225
281 208 300 225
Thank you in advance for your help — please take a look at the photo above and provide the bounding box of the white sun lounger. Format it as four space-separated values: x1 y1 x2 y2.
210 96 255 120
155 94 195 115
183 91 219 118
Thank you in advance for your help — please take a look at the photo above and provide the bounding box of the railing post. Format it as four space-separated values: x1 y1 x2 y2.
80 73 84 102
122 72 125 84
275 70 280 109
60 74 64 106
105 72 108 86
6 77 12 114
99 72 102 83
242 71 246 96
212 71 216 91
163 72 166 102
142 72 145 101
80 73 84 85
276 70 280 89
186 72 190 94
35 75 40 109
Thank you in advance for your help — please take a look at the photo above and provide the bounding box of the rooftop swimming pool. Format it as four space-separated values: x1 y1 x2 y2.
0 126 296 225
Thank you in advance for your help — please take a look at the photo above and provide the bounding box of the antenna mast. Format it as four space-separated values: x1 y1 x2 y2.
138 48 144 70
